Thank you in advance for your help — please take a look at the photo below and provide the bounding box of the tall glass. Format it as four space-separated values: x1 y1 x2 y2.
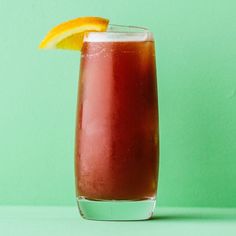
75 25 159 221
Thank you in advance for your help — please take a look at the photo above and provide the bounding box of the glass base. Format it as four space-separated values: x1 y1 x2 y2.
77 197 156 221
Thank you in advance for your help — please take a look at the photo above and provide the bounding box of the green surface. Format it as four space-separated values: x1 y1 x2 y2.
1 207 236 236
0 0 236 207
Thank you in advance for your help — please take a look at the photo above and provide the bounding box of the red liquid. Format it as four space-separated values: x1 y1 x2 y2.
75 40 159 200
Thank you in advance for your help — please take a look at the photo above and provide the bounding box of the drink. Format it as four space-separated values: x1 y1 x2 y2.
39 17 159 221
75 27 159 220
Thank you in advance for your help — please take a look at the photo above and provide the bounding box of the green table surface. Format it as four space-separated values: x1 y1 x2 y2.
1 206 236 236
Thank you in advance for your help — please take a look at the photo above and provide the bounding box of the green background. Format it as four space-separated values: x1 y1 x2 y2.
0 0 236 207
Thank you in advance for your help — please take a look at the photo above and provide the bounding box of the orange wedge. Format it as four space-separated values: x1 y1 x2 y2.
39 17 109 50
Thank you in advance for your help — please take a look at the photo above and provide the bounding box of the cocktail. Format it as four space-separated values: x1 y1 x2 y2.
39 17 159 221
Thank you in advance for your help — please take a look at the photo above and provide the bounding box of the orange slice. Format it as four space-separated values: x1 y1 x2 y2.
39 16 109 50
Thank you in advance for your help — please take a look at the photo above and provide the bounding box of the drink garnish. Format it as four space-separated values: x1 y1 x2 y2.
39 17 109 50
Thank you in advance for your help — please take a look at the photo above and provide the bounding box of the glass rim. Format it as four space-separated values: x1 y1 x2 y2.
84 24 154 42
108 24 150 33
